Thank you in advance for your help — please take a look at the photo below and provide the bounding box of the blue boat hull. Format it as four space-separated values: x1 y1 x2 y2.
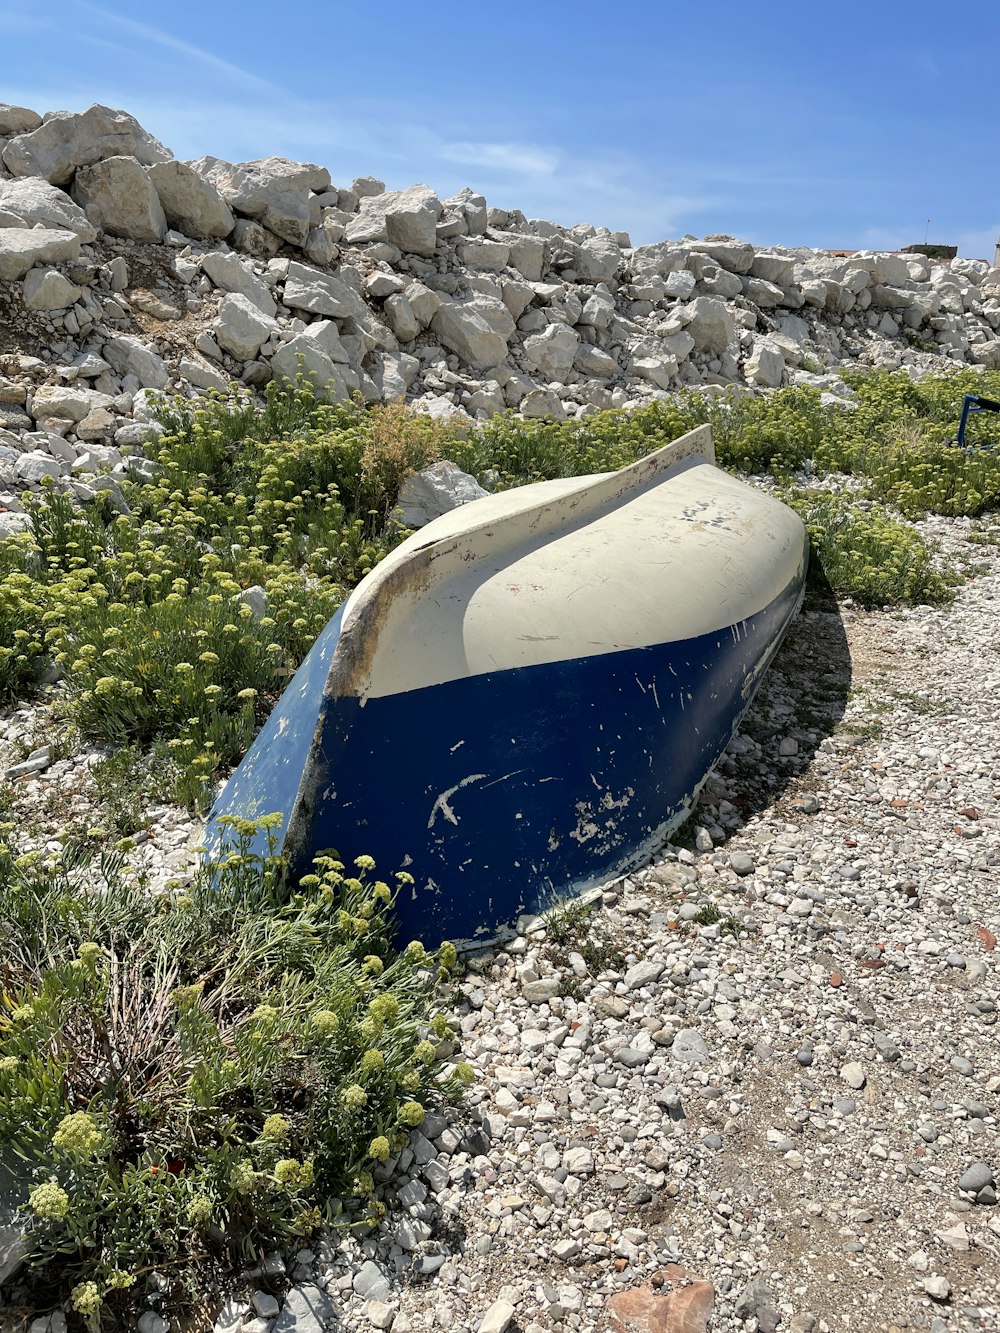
206 571 803 943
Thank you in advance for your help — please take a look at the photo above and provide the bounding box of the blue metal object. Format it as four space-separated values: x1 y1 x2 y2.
954 393 1000 448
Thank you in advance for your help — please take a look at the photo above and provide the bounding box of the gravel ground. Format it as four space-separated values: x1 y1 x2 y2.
2 515 999 1333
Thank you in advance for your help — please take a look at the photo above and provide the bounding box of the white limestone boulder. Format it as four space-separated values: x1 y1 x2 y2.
405 281 442 328
664 269 696 298
574 344 618 378
633 356 678 390
300 320 352 365
694 236 755 274
522 323 580 380
0 178 97 241
201 251 277 317
213 294 277 361
0 227 81 281
442 187 488 236
179 356 229 392
381 183 443 256
745 339 785 388
0 104 42 136
103 335 169 390
384 292 420 343
282 261 367 320
520 387 566 419
578 290 616 329
743 277 784 308
346 185 441 257
147 161 235 239
457 238 510 273
503 233 547 282
22 267 81 311
685 297 735 353
2 104 172 185
269 335 350 399
396 461 487 529
750 252 796 286
574 235 622 282
431 297 510 370
15 452 64 483
190 155 330 246
31 385 114 422
71 156 167 242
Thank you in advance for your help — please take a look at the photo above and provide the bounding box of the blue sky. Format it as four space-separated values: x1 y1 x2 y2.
3 0 998 257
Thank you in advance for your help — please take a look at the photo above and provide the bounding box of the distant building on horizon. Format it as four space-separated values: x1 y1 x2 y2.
826 243 959 261
900 243 958 260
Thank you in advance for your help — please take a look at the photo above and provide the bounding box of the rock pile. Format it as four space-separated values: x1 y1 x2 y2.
2 99 1000 525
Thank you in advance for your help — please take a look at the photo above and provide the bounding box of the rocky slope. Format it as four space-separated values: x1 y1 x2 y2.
2 101 1000 534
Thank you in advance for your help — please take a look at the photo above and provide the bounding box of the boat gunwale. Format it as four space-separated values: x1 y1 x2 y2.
328 424 718 700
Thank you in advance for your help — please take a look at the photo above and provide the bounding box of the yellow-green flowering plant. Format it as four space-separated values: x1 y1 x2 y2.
0 821 467 1323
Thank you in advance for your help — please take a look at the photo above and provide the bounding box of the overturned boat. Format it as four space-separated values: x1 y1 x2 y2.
205 425 807 941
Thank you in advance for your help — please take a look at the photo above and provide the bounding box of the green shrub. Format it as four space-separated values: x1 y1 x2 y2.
785 489 956 607
0 819 467 1326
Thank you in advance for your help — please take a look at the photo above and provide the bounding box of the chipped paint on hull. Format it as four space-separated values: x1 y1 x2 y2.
206 571 803 942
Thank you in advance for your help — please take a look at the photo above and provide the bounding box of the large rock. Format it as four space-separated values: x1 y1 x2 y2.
443 186 488 235
503 233 547 282
575 235 622 282
2 104 172 185
346 185 441 257
147 160 234 238
431 297 510 369
633 356 678 390
0 226 81 281
0 104 42 136
575 344 618 378
270 335 349 399
384 292 420 343
71 156 167 242
201 250 277 317
32 385 113 422
282 261 367 320
300 320 352 365
471 294 516 343
190 155 329 246
397 461 487 528
745 339 784 388
684 297 735 353
406 281 442 328
579 290 616 329
743 277 784 308
693 236 755 274
457 238 510 272
0 178 97 241
103 335 169 390
272 1284 340 1333
23 267 81 312
606 1267 714 1333
213 294 277 360
522 323 580 380
750 252 796 286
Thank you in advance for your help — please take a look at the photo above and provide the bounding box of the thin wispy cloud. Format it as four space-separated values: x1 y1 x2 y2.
436 140 559 176
74 1 281 94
